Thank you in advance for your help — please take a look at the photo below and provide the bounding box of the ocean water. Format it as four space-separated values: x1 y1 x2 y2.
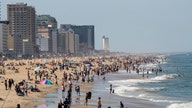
108 52 192 108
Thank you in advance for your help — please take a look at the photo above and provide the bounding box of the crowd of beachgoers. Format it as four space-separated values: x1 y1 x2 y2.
0 54 165 108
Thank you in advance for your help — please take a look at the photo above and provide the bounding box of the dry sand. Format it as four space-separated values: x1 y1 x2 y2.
0 57 86 108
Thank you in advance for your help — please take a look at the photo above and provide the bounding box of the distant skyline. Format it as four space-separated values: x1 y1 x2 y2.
1 0 192 53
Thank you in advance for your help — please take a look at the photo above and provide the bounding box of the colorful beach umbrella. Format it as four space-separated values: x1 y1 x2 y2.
39 79 53 85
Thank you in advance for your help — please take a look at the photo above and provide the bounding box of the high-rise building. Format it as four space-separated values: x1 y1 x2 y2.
36 15 58 53
0 23 8 53
36 34 49 52
37 25 52 52
52 29 58 53
60 24 95 54
66 30 75 54
102 36 109 51
7 3 36 56
58 29 75 55
74 34 79 56
105 37 109 51
71 25 94 51
58 32 65 53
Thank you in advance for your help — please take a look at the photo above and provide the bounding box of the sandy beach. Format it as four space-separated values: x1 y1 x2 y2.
0 55 168 108
0 58 62 108
0 56 105 108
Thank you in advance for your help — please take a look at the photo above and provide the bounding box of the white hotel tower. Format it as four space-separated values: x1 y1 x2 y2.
102 36 109 51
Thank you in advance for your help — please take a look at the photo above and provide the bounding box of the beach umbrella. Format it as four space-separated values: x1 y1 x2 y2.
45 80 53 85
39 79 53 85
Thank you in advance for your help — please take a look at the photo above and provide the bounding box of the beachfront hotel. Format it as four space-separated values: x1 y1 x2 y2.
7 3 36 56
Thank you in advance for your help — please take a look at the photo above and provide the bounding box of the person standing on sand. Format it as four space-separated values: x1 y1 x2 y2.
16 104 20 108
120 101 124 108
8 78 14 90
75 85 80 96
98 97 102 108
27 70 30 80
76 74 79 83
4 78 8 90
63 98 69 108
110 84 112 94
84 92 89 106
24 83 28 96
61 83 65 98
57 99 63 108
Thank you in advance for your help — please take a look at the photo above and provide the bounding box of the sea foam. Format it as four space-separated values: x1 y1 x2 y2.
167 102 192 108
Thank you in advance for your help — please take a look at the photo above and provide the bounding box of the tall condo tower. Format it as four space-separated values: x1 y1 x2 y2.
102 36 109 51
7 3 36 56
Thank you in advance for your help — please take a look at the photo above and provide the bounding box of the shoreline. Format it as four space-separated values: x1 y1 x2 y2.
89 72 169 108
34 71 169 108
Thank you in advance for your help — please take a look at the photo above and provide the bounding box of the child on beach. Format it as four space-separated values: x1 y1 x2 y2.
98 97 102 108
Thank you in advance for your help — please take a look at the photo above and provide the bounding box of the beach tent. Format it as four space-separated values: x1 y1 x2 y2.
39 79 53 85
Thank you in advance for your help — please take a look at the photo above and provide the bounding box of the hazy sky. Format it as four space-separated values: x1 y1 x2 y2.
1 0 192 53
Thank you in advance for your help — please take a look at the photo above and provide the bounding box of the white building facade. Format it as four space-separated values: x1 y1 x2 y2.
102 36 109 51
36 34 49 52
